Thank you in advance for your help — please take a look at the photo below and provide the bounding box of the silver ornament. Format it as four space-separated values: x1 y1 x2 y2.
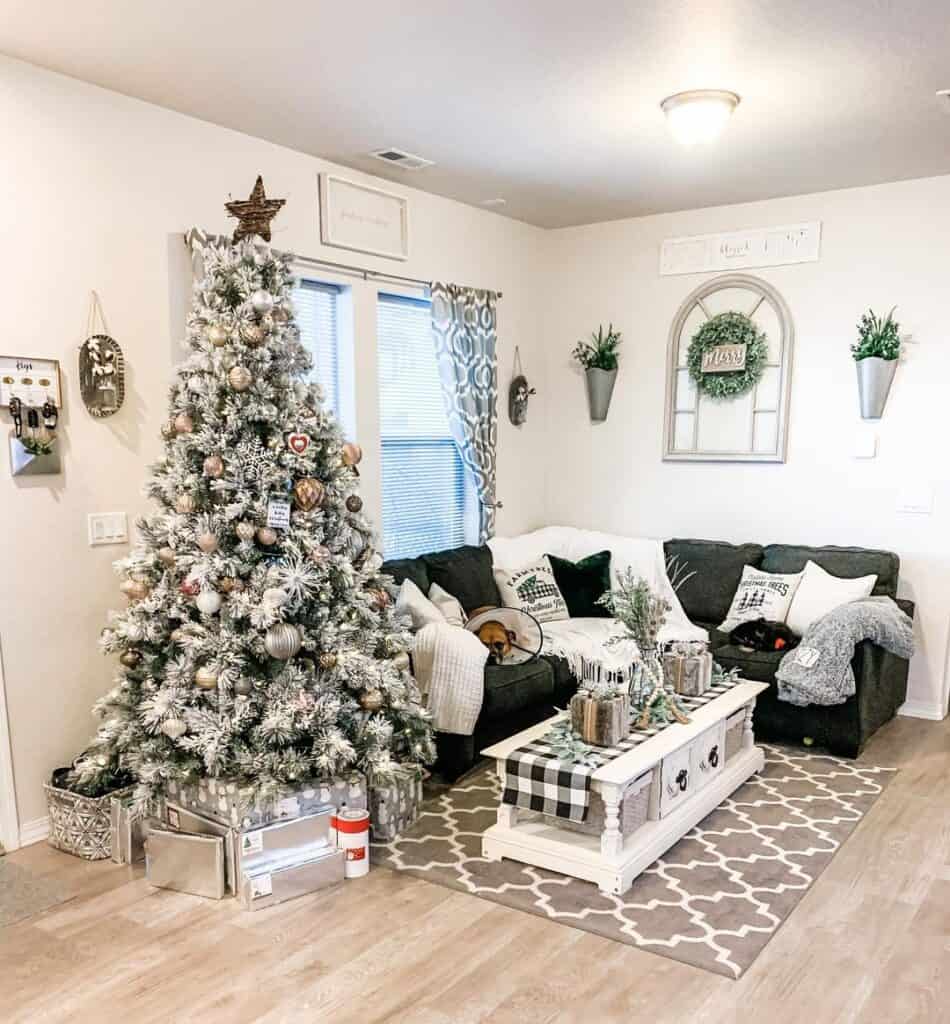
161 719 188 739
262 587 289 608
197 531 219 554
264 623 302 660
196 589 222 615
207 324 229 347
235 520 256 542
250 289 274 316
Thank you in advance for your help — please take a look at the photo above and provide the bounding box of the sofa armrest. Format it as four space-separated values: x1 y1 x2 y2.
851 638 910 735
896 597 915 620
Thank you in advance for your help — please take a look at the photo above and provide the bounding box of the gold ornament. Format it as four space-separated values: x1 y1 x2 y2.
369 588 391 610
235 520 256 542
242 323 265 347
120 578 150 601
264 623 302 660
194 665 218 690
175 494 196 514
341 442 363 467
173 412 194 434
256 526 278 546
311 544 331 565
203 454 224 478
228 365 253 392
346 495 363 514
359 689 384 712
119 649 142 669
225 176 285 243
293 477 325 512
391 651 411 672
318 652 338 670
207 324 229 348
249 289 274 316
197 531 219 554
218 576 243 594
157 546 176 567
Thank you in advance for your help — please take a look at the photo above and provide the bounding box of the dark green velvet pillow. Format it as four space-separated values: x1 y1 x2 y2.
546 551 612 618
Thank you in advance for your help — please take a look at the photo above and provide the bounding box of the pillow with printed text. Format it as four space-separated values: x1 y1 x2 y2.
494 556 570 623
719 565 803 632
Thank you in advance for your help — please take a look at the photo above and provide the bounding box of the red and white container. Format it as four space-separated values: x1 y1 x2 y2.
334 808 370 878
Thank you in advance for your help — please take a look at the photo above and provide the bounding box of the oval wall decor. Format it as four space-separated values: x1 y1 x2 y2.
663 273 794 463
79 334 125 417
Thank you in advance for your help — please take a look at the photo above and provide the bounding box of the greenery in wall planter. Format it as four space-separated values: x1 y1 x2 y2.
852 307 901 419
573 323 621 422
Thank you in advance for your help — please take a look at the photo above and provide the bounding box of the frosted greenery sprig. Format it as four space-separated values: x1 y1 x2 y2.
598 569 671 654
544 717 601 767
851 307 901 361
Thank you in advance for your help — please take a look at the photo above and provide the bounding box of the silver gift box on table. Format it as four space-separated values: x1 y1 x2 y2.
240 847 345 912
163 772 366 829
369 764 424 842
144 822 226 899
110 795 149 865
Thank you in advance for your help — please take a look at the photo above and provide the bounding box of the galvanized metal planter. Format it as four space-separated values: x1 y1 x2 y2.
856 356 897 419
585 367 617 422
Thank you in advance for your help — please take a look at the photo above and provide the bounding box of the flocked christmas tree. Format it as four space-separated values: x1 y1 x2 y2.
72 179 434 802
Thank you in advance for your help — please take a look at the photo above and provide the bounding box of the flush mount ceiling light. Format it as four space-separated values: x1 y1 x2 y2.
661 89 741 145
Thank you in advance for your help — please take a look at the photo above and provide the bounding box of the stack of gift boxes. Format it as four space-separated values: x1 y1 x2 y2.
111 766 422 911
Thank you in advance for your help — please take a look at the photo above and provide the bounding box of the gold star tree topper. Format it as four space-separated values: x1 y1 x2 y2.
225 176 286 243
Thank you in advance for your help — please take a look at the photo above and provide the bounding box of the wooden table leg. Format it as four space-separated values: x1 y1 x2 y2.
600 784 623 857
743 701 755 750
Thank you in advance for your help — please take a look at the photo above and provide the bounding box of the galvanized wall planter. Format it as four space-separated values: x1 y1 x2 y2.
79 334 125 417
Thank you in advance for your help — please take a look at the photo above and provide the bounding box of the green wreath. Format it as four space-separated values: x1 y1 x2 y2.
686 311 768 399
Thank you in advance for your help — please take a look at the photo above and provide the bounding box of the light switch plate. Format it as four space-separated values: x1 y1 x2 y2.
895 485 934 515
88 512 128 546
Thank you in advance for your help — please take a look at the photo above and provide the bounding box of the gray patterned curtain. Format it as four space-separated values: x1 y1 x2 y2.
431 282 499 542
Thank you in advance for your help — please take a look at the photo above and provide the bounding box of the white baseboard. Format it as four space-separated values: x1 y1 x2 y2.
898 700 947 722
18 815 49 847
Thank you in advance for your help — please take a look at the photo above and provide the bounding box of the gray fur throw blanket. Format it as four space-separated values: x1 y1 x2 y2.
776 596 914 707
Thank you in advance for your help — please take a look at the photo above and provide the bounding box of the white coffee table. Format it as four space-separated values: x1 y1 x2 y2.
481 680 767 895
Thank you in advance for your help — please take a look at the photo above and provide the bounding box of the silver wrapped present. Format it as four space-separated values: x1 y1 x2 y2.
145 823 226 900
164 804 334 894
369 764 424 842
662 643 713 697
110 796 148 865
240 847 345 912
163 772 366 830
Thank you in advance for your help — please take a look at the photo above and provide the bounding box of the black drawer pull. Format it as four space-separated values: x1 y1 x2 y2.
709 745 719 768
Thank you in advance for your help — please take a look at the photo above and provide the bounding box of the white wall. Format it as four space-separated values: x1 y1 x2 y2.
0 56 549 829
541 176 950 719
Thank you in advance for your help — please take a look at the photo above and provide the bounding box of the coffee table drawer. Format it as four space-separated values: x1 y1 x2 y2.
659 746 693 817
690 721 726 792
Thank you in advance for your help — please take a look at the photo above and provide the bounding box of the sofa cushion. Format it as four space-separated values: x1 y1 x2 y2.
664 539 765 625
381 557 430 594
423 544 500 614
547 550 612 618
761 544 899 599
481 658 555 718
710 642 786 684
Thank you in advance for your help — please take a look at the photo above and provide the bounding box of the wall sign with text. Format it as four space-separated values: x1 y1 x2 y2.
319 173 409 261
660 222 821 276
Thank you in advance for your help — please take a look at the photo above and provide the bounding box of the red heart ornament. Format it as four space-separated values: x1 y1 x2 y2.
287 432 310 455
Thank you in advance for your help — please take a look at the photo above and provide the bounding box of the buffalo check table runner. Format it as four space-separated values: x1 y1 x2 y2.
502 677 741 823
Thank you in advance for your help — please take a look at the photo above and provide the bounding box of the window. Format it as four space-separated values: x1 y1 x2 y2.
377 293 475 559
294 279 341 420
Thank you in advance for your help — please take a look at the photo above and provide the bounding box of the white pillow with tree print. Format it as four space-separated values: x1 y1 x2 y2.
719 565 803 632
494 556 569 623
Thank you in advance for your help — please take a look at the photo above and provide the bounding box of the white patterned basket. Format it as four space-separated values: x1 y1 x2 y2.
44 782 133 860
546 770 654 838
724 710 746 763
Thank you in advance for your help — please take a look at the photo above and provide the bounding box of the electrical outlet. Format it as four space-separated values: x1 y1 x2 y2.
88 512 128 546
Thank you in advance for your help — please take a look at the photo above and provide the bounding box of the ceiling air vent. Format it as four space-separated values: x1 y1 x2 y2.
370 148 434 170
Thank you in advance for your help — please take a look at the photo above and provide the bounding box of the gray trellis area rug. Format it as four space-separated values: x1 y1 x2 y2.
373 746 895 978
0 858 75 928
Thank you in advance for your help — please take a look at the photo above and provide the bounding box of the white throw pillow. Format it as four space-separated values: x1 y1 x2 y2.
427 582 467 627
719 565 803 632
395 579 445 631
785 560 877 637
493 556 569 623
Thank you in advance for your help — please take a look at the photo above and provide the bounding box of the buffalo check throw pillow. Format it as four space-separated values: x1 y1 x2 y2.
494 556 569 623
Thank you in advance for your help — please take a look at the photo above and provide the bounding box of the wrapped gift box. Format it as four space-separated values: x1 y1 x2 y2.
110 795 148 865
240 847 345 912
163 772 366 830
662 643 713 697
369 764 424 842
145 822 226 899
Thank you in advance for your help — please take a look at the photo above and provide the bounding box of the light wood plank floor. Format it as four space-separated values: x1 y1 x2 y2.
3 716 948 1023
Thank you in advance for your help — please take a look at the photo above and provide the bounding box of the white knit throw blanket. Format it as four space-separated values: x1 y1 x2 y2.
412 622 489 735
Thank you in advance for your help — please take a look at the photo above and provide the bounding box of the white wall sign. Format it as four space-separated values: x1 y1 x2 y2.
319 173 409 261
0 355 61 408
660 222 821 276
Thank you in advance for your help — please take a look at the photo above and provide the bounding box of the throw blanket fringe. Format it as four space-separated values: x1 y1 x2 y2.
776 596 914 706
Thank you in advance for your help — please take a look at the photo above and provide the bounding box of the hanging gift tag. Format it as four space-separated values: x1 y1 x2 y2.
266 498 291 529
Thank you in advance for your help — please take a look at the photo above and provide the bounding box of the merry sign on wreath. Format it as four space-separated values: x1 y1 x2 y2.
686 310 768 400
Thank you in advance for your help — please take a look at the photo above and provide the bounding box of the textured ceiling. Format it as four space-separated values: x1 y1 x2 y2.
3 0 949 227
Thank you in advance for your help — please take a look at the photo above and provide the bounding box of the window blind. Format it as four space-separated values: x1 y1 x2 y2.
377 293 469 559
294 279 341 420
